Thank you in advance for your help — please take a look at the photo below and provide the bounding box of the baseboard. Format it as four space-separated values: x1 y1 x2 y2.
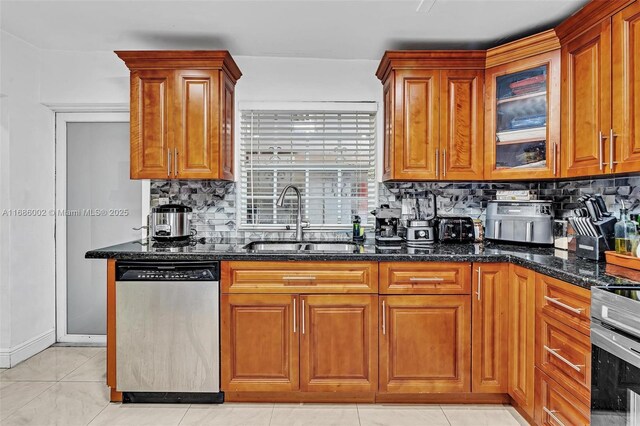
0 328 55 368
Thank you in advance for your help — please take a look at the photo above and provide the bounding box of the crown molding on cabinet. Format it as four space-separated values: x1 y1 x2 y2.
485 29 560 69
555 0 635 43
375 50 486 82
115 50 242 83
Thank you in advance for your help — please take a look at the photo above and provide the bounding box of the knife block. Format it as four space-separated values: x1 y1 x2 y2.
576 235 607 261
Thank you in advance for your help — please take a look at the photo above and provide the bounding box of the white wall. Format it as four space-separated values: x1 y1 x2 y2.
0 31 56 367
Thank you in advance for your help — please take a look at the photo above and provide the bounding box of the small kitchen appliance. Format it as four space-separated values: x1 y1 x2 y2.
149 203 195 241
485 200 554 245
591 286 640 425
402 192 437 247
372 205 402 247
438 216 475 243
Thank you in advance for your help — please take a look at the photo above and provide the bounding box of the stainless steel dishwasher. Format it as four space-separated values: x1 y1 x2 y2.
115 261 222 403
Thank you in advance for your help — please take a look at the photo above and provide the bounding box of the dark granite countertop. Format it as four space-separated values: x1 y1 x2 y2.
86 238 640 290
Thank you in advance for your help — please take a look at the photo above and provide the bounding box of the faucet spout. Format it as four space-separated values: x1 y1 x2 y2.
276 185 308 241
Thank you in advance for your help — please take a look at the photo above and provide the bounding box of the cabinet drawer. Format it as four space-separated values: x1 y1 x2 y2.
536 314 591 404
536 274 590 336
379 262 471 294
535 368 590 426
222 261 378 293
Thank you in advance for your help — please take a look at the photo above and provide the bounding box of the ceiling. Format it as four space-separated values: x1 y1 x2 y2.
0 0 589 60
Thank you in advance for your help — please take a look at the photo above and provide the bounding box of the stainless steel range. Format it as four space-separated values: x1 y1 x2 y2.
591 286 640 425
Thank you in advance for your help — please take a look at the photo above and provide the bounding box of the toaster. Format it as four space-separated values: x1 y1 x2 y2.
485 200 554 245
438 216 475 243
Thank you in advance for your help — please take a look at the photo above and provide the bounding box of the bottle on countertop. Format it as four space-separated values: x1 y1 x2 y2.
352 215 365 242
615 202 638 256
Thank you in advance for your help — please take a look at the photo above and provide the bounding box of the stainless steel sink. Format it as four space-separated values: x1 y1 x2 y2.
244 241 359 253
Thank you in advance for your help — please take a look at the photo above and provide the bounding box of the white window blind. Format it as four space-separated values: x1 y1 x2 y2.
239 106 376 230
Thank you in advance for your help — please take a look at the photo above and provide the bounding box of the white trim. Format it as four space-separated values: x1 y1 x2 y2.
238 101 378 112
0 328 56 368
55 111 135 344
45 103 129 113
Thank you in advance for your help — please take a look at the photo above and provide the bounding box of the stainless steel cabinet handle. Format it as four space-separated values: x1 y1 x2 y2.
476 268 481 301
167 149 171 176
543 345 583 372
544 296 585 314
543 408 566 426
435 149 439 178
443 149 447 178
409 277 444 282
494 220 501 239
293 297 297 333
598 131 607 171
610 128 618 170
283 276 316 281
526 221 533 242
302 299 305 335
382 300 386 335
174 149 178 176
553 142 558 176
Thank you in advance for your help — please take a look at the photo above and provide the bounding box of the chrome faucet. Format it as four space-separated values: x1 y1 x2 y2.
276 185 309 241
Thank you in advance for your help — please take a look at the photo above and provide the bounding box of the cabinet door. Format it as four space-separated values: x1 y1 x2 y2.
392 69 439 180
562 20 612 177
221 294 299 392
440 70 484 180
220 74 235 180
508 265 536 417
534 368 590 426
485 51 560 180
130 69 173 179
299 295 377 392
382 75 395 180
472 263 509 393
612 2 640 173
379 295 470 393
174 69 221 179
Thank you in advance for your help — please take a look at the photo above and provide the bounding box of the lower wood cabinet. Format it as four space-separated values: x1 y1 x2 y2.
221 294 299 392
300 295 378 392
221 293 378 394
379 295 471 393
508 265 536 417
472 263 509 393
534 368 590 426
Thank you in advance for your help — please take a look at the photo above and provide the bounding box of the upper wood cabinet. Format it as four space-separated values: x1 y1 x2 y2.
562 1 640 176
376 52 485 181
116 51 241 180
484 46 561 180
471 263 509 393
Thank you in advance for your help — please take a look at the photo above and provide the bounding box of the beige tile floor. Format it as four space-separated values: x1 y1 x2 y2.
0 347 529 426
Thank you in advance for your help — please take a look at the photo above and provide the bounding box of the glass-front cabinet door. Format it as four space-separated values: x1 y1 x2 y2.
485 51 560 179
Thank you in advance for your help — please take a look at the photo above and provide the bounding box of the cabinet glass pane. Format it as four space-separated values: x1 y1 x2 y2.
495 65 548 170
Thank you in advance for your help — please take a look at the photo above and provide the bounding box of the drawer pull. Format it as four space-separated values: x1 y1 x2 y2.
543 407 566 426
283 276 316 281
544 345 584 372
409 277 444 282
544 296 585 314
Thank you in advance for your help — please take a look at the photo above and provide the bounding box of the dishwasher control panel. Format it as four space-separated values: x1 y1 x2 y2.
116 262 219 281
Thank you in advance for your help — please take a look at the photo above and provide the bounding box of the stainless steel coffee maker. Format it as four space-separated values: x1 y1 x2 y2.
372 205 402 248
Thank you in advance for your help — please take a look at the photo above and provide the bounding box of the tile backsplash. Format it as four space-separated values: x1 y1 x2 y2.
151 175 640 240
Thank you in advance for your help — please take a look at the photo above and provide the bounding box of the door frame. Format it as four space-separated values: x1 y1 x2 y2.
54 109 149 343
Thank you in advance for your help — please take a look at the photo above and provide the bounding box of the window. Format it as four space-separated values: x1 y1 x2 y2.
239 103 376 230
